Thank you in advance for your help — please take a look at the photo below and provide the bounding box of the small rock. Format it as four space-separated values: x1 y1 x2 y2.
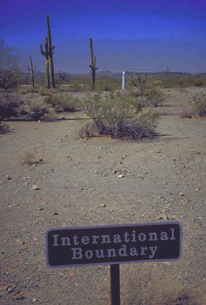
16 239 24 245
118 174 124 178
158 213 168 220
179 192 184 197
53 212 59 215
32 298 38 303
38 207 44 211
5 175 11 180
7 287 14 294
31 185 40 191
100 204 107 208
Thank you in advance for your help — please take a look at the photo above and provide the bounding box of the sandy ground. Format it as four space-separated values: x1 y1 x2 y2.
0 87 206 304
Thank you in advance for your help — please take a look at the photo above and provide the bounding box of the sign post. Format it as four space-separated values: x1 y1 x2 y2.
110 264 120 305
46 222 182 304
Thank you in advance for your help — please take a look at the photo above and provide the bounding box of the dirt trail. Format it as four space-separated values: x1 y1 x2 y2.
0 88 206 304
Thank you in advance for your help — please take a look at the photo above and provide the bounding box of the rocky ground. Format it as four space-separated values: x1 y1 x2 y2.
0 87 206 304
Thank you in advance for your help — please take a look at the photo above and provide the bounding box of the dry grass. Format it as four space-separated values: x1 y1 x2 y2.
120 264 199 305
180 106 198 119
19 150 39 165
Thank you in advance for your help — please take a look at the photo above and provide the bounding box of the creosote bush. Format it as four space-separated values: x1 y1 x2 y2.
82 91 157 139
128 75 164 109
189 91 206 116
43 93 78 112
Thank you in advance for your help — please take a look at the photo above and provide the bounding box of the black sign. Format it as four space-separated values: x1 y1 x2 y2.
46 222 182 268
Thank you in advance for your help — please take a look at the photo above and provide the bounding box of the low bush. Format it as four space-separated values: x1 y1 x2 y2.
26 105 49 121
189 91 206 116
0 96 19 120
18 86 38 95
0 122 9 134
94 80 120 92
19 150 39 165
0 69 19 92
44 93 78 112
128 75 164 109
77 121 99 138
82 92 157 139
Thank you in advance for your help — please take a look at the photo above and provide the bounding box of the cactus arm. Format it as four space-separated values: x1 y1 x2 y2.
40 44 45 56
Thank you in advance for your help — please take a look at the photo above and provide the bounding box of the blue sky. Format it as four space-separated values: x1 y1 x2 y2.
1 0 206 74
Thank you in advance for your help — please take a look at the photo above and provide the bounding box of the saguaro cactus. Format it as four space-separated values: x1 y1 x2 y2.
40 14 55 89
27 56 36 88
89 37 98 90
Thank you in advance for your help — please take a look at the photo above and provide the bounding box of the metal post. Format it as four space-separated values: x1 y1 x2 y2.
122 71 125 90
110 264 120 305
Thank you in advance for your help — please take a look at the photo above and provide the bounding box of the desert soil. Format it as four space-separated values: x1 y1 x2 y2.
0 87 206 304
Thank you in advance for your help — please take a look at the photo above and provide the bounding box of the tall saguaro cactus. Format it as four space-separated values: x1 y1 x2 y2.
40 14 55 89
89 37 98 90
27 56 36 88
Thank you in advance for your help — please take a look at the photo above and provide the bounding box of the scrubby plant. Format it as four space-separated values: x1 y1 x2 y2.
38 87 46 96
20 150 39 165
82 91 157 139
77 120 99 138
43 93 78 112
18 86 38 95
128 74 164 109
0 96 19 120
189 91 206 116
0 122 9 134
0 69 19 92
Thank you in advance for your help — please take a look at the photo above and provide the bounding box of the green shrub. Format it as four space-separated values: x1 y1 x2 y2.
94 80 120 92
128 75 164 109
83 92 157 139
43 93 78 112
189 91 206 116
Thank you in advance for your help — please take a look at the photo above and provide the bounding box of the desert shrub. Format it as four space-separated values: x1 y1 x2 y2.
38 87 46 96
25 105 49 121
0 69 19 92
18 86 38 95
94 80 118 92
77 121 99 138
0 122 9 134
44 93 78 112
19 150 39 165
83 92 156 139
189 91 206 116
0 97 19 120
128 75 164 109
